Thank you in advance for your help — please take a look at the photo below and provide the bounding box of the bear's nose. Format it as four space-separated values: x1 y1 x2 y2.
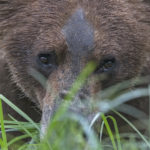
78 93 87 101
59 90 87 101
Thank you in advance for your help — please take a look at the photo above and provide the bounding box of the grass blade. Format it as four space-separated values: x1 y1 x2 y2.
0 98 8 150
101 113 117 150
113 110 150 148
0 95 40 131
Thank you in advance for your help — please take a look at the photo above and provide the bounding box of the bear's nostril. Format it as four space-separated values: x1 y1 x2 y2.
59 90 68 99
79 93 87 101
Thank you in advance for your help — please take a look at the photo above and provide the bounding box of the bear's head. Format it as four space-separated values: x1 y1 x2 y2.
0 0 149 134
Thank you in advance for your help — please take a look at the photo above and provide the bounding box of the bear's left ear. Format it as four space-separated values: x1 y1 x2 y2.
143 0 150 4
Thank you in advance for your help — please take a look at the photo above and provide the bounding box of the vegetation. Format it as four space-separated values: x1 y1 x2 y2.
0 63 150 150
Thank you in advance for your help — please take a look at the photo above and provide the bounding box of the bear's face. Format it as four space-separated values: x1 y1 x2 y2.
0 0 149 134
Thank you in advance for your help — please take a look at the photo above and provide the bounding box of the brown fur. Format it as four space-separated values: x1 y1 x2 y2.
0 55 41 122
0 0 150 134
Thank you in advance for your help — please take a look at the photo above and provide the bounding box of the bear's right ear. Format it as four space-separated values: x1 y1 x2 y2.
0 1 19 22
0 1 15 39
0 0 31 21
0 0 30 39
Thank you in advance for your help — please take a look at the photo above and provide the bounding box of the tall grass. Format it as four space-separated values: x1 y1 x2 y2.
0 63 150 150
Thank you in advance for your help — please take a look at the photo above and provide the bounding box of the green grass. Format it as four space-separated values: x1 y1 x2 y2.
0 98 8 150
0 63 150 150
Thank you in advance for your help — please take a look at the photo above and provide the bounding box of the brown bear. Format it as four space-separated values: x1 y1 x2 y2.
0 0 150 135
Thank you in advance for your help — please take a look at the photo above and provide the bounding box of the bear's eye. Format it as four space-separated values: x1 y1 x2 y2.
95 56 116 73
38 51 57 67
40 55 49 65
36 51 57 77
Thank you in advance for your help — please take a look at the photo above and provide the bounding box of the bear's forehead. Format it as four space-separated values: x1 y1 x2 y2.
27 0 138 58
30 0 124 24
